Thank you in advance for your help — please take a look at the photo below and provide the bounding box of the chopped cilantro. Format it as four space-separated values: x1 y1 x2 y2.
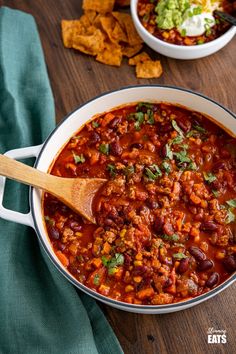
181 28 186 37
165 144 173 160
203 172 216 183
188 161 197 170
161 161 171 174
172 120 184 136
93 274 100 286
145 164 162 181
107 164 116 177
173 252 187 259
161 234 179 242
171 136 183 145
226 199 236 208
193 125 206 133
226 209 235 224
92 121 100 128
173 150 191 163
137 102 153 111
72 152 85 164
147 109 155 125
102 253 124 275
45 216 55 226
134 112 145 131
212 189 219 197
123 165 135 176
99 143 110 155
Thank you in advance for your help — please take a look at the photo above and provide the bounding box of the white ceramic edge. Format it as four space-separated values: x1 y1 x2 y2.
29 86 236 314
0 144 42 228
130 0 236 59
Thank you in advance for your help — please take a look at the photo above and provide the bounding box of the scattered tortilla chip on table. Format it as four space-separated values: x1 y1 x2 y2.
72 29 105 56
121 43 143 58
96 41 122 66
112 12 142 46
83 0 115 13
136 60 163 79
128 52 151 65
61 20 83 48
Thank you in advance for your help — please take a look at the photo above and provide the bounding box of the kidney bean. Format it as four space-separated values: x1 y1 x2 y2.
153 216 164 233
177 119 191 132
109 116 121 129
110 141 123 156
88 131 100 145
197 259 214 271
163 278 173 288
223 255 236 272
200 221 218 232
57 242 66 251
147 200 159 209
212 161 226 172
178 257 190 274
48 226 60 240
68 220 82 232
159 123 172 133
130 143 143 149
189 246 206 261
206 272 219 288
163 222 174 236
161 144 168 158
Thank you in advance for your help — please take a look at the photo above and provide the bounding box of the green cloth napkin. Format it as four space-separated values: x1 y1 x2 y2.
0 7 123 354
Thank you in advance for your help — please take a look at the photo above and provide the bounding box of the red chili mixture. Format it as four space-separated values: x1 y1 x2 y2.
137 0 235 46
43 102 236 305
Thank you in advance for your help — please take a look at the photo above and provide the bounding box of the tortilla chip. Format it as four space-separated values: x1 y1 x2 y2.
96 42 122 66
122 43 143 58
72 29 105 56
100 15 116 42
116 0 130 6
61 20 83 48
83 0 115 13
128 52 151 66
112 21 128 43
84 10 97 24
136 60 163 79
112 12 142 46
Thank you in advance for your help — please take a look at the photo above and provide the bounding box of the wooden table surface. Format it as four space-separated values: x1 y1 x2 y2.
2 0 236 353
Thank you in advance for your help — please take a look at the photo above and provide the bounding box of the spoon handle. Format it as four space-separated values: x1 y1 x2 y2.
0 154 60 194
215 10 236 26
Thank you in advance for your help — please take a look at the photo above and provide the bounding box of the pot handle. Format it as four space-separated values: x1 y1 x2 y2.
0 144 43 228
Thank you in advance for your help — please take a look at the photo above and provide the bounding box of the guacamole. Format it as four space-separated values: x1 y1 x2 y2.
156 0 191 29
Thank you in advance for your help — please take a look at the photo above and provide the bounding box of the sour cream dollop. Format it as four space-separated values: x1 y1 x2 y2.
178 5 216 36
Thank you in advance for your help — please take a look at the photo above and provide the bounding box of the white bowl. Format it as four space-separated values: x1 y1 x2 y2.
131 0 236 59
0 86 235 314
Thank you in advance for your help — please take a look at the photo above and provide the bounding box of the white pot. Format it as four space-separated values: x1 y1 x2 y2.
0 86 235 314
131 0 236 60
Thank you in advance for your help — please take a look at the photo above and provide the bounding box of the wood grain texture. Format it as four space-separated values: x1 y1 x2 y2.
2 1 236 353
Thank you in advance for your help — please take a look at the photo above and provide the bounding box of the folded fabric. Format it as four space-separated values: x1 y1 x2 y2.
0 7 123 354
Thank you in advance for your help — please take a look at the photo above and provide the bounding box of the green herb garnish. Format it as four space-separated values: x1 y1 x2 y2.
99 143 109 155
45 216 55 226
173 252 187 259
161 234 179 242
193 125 206 133
203 172 216 183
123 165 135 176
226 199 236 208
226 209 235 224
174 150 191 163
93 274 100 286
73 152 85 164
107 164 116 177
171 136 183 145
147 109 155 125
161 161 171 174
92 121 100 128
165 144 173 160
145 164 162 181
102 253 125 275
212 189 219 197
172 120 184 136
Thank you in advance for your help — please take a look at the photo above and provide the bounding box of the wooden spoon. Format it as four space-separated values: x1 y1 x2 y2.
0 154 107 223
